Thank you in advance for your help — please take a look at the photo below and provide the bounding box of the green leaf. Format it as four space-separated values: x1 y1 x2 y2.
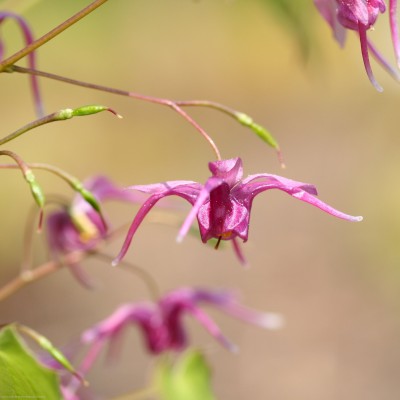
0 326 63 399
260 0 316 60
155 349 216 400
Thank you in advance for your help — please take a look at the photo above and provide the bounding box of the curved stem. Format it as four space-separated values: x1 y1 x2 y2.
0 112 64 146
8 65 222 160
0 258 64 302
0 161 86 192
0 0 109 72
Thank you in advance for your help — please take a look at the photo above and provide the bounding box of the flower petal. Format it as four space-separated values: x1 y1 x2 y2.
177 176 224 242
314 0 348 46
232 237 248 267
113 183 201 265
240 173 318 195
208 158 243 187
358 22 383 92
72 175 143 213
389 0 400 67
290 190 363 221
235 174 362 222
186 304 238 352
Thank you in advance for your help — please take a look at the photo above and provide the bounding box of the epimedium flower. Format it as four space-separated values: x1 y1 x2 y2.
314 0 400 91
46 175 141 287
113 157 362 266
81 287 282 358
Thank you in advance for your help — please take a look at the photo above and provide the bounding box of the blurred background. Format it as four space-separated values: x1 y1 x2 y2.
1 0 400 399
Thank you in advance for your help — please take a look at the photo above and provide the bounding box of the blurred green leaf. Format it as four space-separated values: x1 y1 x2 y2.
260 0 316 60
0 326 62 399
155 349 216 400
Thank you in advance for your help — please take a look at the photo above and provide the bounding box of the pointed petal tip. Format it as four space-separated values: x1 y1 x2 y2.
353 216 363 222
111 259 119 267
176 234 184 243
259 313 285 330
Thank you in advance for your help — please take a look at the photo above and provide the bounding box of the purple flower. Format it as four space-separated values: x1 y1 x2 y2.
46 176 141 287
113 157 362 266
314 0 400 91
81 287 282 358
0 12 43 116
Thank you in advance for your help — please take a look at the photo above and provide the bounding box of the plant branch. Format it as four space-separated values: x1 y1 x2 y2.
8 65 223 160
0 0 109 72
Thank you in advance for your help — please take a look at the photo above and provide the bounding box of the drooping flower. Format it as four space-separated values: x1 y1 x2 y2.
46 175 141 287
113 157 362 266
81 287 282 359
314 0 400 91
0 12 43 116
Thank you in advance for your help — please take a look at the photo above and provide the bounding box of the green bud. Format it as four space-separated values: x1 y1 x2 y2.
36 335 76 375
16 324 83 383
25 170 45 208
250 122 279 150
55 108 74 120
236 112 279 150
71 105 108 117
79 188 101 213
71 180 101 213
236 112 254 127
54 105 120 122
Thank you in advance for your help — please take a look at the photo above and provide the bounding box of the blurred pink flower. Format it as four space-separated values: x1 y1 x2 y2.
46 176 140 287
82 287 282 358
113 157 362 266
314 0 400 91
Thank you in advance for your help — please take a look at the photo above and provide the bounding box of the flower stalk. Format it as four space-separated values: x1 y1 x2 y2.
8 65 282 162
0 105 120 147
0 0 109 72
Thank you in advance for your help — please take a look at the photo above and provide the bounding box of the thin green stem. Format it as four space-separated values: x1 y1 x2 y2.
0 106 118 147
0 0 109 72
0 161 82 190
9 65 222 160
0 112 64 146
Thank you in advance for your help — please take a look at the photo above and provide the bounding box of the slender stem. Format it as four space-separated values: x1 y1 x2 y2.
0 112 64 146
0 223 149 302
175 99 238 117
8 65 222 160
0 150 30 174
0 258 64 302
0 0 109 72
0 162 85 191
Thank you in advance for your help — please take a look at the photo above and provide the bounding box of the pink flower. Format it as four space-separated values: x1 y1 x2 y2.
81 287 282 357
314 0 400 91
113 158 362 266
46 176 140 287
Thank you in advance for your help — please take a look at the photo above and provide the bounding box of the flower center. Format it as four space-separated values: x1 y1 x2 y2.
71 211 100 243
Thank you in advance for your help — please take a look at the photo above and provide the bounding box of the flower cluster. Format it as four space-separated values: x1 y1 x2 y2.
0 3 370 398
